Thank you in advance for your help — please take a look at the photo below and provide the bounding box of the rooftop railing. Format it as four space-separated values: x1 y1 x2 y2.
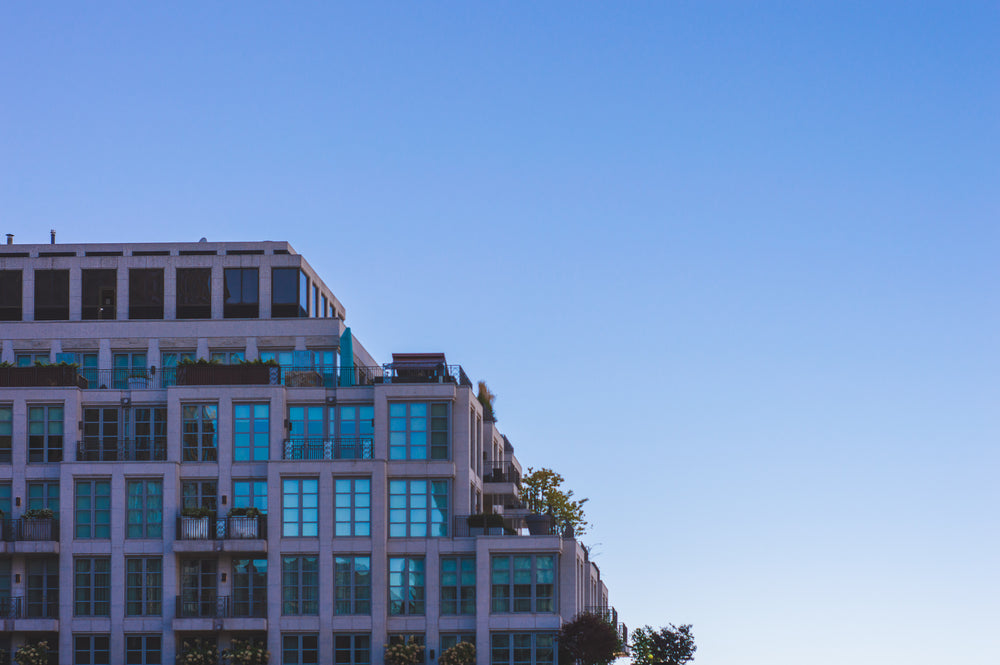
452 514 529 537
282 437 374 460
76 438 167 461
382 363 472 387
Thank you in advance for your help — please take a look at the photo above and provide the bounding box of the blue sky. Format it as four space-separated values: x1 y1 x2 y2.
2 3 998 663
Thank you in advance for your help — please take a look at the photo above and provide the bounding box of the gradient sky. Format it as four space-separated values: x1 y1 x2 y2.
2 3 998 664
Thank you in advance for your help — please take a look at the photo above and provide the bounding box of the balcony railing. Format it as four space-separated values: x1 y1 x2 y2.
76 438 167 461
452 514 521 537
176 514 267 540
382 363 472 387
585 606 628 646
281 437 374 460
176 593 227 619
0 518 59 542
483 461 521 486
0 596 21 619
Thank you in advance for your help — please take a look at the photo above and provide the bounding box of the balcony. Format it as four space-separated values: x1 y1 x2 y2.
382 363 472 387
282 437 374 460
484 461 521 487
452 514 528 537
585 605 628 647
76 438 167 462
0 519 59 554
0 597 21 619
0 364 86 388
175 364 278 386
174 594 267 632
174 515 267 553
0 597 59 631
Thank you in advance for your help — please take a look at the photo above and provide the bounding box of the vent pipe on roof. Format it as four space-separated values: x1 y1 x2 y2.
5 234 12 245
50 230 56 244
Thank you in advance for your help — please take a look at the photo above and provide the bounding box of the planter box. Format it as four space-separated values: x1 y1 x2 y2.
176 365 272 386
524 514 554 536
180 516 211 539
0 365 85 388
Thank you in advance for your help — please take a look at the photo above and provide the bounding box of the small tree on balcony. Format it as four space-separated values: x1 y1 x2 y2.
476 380 497 422
558 611 622 665
521 467 590 536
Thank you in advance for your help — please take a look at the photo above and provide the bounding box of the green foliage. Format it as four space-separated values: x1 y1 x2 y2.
228 506 263 518
14 641 50 665
177 638 218 665
181 506 213 518
384 638 425 665
22 508 55 520
438 641 476 665
559 611 623 665
239 358 280 367
178 357 220 366
630 624 697 665
476 380 497 421
221 639 270 665
521 467 590 536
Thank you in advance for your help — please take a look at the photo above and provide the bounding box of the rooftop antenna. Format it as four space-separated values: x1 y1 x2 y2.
50 230 56 244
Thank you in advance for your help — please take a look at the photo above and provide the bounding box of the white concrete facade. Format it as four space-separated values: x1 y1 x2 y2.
0 240 612 665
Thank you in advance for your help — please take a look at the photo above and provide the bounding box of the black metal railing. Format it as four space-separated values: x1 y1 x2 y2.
282 437 374 460
382 363 472 387
484 461 521 486
0 596 21 619
0 518 60 542
176 514 267 540
176 593 228 618
76 438 167 461
337 365 384 387
452 514 521 537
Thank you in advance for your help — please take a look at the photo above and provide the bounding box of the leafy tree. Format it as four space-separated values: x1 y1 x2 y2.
521 467 589 536
558 611 622 665
437 641 476 665
630 624 696 665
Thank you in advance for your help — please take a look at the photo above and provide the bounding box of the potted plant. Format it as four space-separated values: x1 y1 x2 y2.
180 506 213 539
177 639 218 665
221 639 270 665
21 507 55 540
14 641 50 665
226 506 262 538
384 638 424 665
127 370 149 390
438 642 476 665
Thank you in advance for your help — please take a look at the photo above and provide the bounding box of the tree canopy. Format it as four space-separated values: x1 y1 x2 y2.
630 624 697 665
558 611 622 665
520 467 589 536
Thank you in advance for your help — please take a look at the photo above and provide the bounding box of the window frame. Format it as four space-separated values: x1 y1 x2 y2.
281 555 319 616
388 479 449 538
223 267 259 319
28 403 64 463
182 403 218 462
125 557 162 617
281 634 319 665
490 554 557 614
234 402 269 462
74 634 111 665
388 556 425 616
490 633 557 665
126 478 163 539
334 478 371 537
282 477 319 538
389 401 449 460
73 557 111 617
334 555 371 615
124 634 162 665
75 478 111 539
440 556 476 615
334 634 371 665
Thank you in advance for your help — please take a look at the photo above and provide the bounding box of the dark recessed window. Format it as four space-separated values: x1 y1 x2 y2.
177 268 211 319
129 269 164 319
34 269 69 320
82 269 117 320
272 268 307 318
0 270 23 321
224 268 259 318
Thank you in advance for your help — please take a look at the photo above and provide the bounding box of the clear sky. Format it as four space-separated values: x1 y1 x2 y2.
2 3 998 664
